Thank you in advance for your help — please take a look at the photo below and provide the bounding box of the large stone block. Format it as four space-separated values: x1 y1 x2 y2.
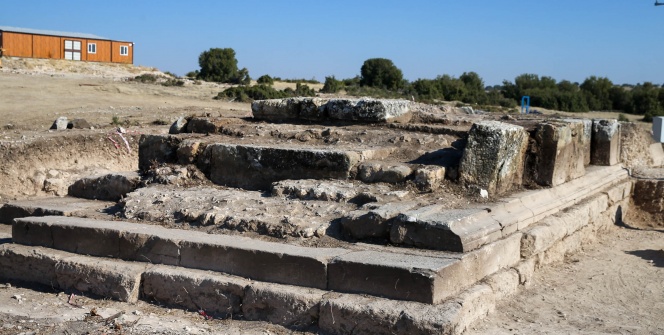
564 118 592 165
138 135 181 171
67 172 140 201
357 161 412 184
389 205 500 252
142 266 248 318
208 144 362 190
0 197 111 224
459 121 529 196
242 282 324 330
55 255 146 303
0 244 65 286
591 119 621 166
528 120 586 187
251 98 413 123
340 201 419 239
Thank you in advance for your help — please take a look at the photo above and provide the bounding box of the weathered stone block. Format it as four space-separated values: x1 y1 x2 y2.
251 98 304 121
138 135 181 171
50 116 68 130
528 120 586 187
324 98 413 123
142 266 248 318
68 172 140 201
208 144 361 190
55 255 145 303
414 165 446 191
0 197 111 224
169 116 187 134
591 119 621 166
564 118 592 165
340 201 419 239
459 121 529 196
357 161 412 184
0 244 64 286
176 139 203 164
242 282 324 330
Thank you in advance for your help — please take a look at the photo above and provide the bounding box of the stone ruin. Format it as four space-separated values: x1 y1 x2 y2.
1 97 662 334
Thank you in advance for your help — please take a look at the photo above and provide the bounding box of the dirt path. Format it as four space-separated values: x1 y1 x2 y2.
467 224 664 335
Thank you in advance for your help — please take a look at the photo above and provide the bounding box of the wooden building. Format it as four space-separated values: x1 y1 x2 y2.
0 26 133 64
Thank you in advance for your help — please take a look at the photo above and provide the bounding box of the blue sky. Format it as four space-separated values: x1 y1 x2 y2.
1 1 663 86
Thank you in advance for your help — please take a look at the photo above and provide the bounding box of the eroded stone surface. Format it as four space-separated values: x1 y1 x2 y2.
591 119 621 166
357 161 413 184
459 121 529 196
271 179 404 204
68 172 140 201
528 120 586 187
252 98 413 123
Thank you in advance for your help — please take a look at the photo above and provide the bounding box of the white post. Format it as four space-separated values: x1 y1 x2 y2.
653 116 664 143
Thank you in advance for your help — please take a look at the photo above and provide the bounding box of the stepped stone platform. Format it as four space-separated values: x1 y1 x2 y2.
0 196 113 224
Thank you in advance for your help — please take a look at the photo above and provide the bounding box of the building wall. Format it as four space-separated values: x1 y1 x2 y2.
1 31 132 64
32 35 61 59
111 41 133 64
2 32 33 57
85 39 111 62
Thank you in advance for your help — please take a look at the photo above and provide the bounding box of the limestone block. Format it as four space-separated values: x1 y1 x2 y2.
591 119 621 166
208 144 362 190
168 116 187 134
142 266 248 318
340 201 419 239
50 116 69 130
242 282 324 330
358 161 412 184
138 135 181 171
251 98 304 121
68 118 92 129
68 172 140 201
414 165 446 191
459 121 529 196
176 140 203 164
564 118 592 165
0 244 65 286
55 255 145 303
324 98 413 123
528 121 586 187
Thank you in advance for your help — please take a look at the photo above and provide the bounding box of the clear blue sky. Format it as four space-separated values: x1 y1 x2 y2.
2 1 663 86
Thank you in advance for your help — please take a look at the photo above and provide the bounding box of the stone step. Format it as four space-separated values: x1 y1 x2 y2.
12 216 346 290
342 165 629 252
10 215 524 304
0 242 508 333
0 196 114 224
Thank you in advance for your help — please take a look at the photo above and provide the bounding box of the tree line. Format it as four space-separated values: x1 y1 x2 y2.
190 48 663 121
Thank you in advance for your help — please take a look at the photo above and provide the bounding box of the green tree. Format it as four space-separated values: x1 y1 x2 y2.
459 71 486 104
257 74 274 85
580 76 613 111
360 58 404 90
321 76 343 93
197 48 250 84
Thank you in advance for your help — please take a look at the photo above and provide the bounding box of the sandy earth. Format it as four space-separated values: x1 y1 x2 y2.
0 58 662 334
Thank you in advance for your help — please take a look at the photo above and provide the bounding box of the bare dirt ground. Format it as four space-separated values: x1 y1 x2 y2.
0 58 662 334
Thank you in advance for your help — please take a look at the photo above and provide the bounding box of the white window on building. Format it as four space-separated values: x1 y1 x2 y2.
88 43 96 54
120 45 128 56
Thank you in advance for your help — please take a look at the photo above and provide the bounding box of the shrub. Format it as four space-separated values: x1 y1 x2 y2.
132 73 159 83
216 83 317 102
321 76 343 93
257 75 274 85
618 113 629 122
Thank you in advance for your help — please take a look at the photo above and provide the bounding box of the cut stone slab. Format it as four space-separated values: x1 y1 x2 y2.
122 185 355 238
340 201 420 239
528 120 586 187
208 144 364 190
252 97 413 123
327 250 459 303
357 161 413 184
67 171 140 201
459 121 529 196
631 168 664 227
13 216 349 290
327 234 520 304
390 205 496 252
55 255 146 303
0 196 113 224
142 265 249 318
0 243 145 302
591 119 621 166
270 179 405 204
242 282 324 330
185 117 246 134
